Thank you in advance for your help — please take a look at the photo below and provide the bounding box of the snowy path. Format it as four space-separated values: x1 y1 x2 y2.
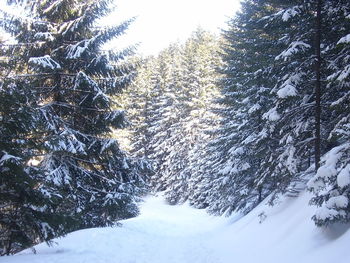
1 195 229 263
2 192 350 263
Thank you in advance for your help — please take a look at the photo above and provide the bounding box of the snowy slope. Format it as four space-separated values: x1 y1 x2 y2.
212 191 350 263
1 192 350 263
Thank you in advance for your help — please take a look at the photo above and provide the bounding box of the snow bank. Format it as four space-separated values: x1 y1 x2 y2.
1 192 349 263
212 191 350 263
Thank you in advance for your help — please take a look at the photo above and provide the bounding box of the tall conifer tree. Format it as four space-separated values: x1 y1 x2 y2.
308 0 350 226
1 0 145 243
0 5 68 254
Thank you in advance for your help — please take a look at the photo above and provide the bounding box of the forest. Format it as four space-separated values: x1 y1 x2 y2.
0 0 350 258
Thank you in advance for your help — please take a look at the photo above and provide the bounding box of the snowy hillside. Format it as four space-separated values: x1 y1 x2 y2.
1 192 350 263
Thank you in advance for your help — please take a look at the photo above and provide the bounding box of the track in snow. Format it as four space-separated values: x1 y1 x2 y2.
1 195 229 263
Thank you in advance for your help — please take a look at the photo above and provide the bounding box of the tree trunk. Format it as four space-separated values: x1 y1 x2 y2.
258 186 263 203
314 0 322 172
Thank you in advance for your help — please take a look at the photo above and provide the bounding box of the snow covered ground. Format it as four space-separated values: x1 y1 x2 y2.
1 191 350 263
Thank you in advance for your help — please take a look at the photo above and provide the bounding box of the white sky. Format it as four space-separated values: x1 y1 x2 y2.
0 0 241 55
106 0 241 55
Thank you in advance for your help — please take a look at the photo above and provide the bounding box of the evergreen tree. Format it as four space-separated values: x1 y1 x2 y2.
308 0 350 226
1 0 145 241
263 1 320 193
35 0 144 229
0 79 68 255
147 46 183 192
112 56 156 189
0 8 68 253
124 57 157 159
119 30 222 205
163 30 222 204
193 0 286 215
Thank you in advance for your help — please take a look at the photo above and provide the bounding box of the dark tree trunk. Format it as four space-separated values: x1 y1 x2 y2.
258 186 263 203
3 234 13 256
314 0 322 172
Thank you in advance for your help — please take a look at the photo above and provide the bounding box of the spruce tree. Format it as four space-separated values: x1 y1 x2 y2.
263 1 319 191
163 30 222 205
147 46 183 192
194 0 285 215
0 7 68 253
0 79 68 255
119 31 222 205
1 0 145 236
308 0 350 226
37 0 144 229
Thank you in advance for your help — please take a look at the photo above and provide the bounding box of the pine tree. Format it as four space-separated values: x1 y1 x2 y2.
112 56 156 190
163 29 222 204
0 7 68 253
193 0 286 215
119 31 222 205
262 1 318 193
124 57 157 159
1 0 145 236
0 79 69 255
147 46 183 192
308 0 350 226
37 0 145 229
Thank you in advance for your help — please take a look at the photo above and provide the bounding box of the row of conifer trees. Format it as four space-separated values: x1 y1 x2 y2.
123 0 350 227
